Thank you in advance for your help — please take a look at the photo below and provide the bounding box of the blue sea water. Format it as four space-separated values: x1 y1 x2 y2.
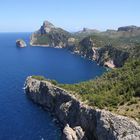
0 33 106 140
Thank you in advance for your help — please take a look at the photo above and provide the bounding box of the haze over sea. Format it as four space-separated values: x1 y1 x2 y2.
0 33 105 140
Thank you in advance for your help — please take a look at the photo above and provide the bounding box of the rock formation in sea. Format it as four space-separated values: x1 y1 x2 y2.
24 76 140 140
16 39 27 47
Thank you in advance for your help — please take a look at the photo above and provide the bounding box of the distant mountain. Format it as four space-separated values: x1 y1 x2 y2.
118 25 140 32
74 27 100 39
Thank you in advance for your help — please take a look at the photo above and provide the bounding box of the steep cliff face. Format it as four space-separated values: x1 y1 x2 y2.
97 45 129 67
30 21 71 48
24 77 140 140
74 37 95 60
38 21 56 34
73 37 129 67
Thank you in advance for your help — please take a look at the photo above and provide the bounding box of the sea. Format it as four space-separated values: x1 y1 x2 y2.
0 33 106 140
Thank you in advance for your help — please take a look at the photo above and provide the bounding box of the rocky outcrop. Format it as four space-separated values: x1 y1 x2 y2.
73 37 129 68
104 60 115 69
30 21 71 48
63 124 78 140
16 39 27 47
63 124 85 140
24 77 140 140
38 21 56 34
118 26 140 32
76 37 94 60
96 45 129 67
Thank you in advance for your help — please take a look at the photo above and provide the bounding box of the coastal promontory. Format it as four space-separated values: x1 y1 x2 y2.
30 20 71 48
24 76 140 140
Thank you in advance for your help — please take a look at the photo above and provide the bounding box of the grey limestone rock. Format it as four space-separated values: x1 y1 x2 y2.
62 124 86 140
16 39 27 47
24 77 140 140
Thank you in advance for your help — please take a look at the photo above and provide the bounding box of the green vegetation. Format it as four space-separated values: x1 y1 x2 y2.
30 23 140 121
32 75 58 85
31 54 140 121
60 59 140 107
32 28 71 46
32 75 47 81
59 58 140 121
31 44 140 121
34 35 51 45
78 34 140 51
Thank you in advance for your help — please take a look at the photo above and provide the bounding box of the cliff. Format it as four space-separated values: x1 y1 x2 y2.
30 21 71 48
24 77 140 140
72 37 129 67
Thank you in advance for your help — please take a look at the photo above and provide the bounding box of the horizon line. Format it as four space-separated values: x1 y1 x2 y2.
0 24 139 33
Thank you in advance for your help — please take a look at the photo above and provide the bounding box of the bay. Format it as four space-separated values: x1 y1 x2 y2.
0 33 105 140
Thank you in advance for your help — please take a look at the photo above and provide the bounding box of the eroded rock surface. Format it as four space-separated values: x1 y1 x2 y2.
24 77 140 140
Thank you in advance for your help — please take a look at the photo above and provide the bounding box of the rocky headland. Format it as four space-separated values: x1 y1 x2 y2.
30 21 71 48
24 76 140 140
16 39 27 47
30 21 140 68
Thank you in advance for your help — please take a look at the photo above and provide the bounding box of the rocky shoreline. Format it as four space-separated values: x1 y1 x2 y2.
24 77 140 140
30 42 128 69
30 43 49 47
30 43 63 49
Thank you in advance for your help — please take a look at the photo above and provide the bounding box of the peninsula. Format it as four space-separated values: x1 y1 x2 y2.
25 74 140 140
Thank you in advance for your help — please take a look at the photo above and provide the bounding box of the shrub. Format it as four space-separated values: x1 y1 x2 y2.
32 75 47 81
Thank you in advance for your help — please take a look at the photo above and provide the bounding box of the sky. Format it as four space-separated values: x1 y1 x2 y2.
0 0 140 32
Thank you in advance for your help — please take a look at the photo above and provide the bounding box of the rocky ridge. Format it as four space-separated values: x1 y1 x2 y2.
118 25 140 32
24 77 140 140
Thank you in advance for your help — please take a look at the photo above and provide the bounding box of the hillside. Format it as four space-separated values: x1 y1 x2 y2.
59 58 140 122
25 76 140 140
29 22 140 122
31 55 140 123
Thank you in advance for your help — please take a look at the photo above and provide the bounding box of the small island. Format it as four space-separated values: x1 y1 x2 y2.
16 39 27 48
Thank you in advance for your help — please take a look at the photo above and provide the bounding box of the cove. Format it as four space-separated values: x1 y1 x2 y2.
0 33 105 140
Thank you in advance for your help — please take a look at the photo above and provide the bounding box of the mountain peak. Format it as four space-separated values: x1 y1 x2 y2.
38 20 56 34
43 21 55 28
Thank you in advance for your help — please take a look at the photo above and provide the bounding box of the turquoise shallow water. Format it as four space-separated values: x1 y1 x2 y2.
0 33 105 140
